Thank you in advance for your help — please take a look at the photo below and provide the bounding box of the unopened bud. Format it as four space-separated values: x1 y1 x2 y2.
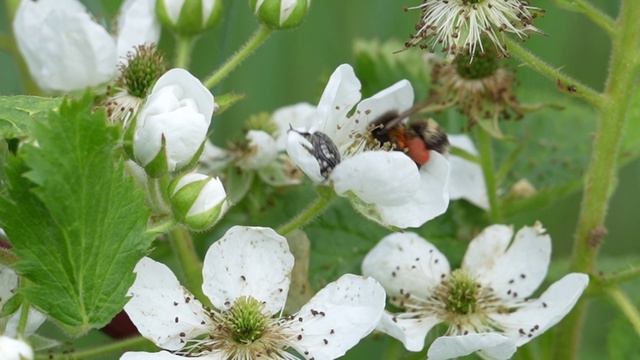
156 0 224 36
169 173 229 230
249 0 310 30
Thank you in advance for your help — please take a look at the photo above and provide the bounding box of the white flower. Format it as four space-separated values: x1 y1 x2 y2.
133 68 214 176
448 134 489 210
169 173 229 230
0 336 33 360
285 64 450 228
13 0 160 92
362 223 589 359
0 265 47 359
123 226 385 360
238 130 279 170
407 0 541 56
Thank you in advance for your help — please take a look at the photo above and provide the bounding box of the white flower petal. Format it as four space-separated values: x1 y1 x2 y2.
121 351 224 360
288 274 385 360
448 134 489 210
376 311 442 352
286 130 324 183
374 151 450 228
116 0 161 60
239 130 278 170
362 232 450 300
0 265 18 309
481 223 551 301
491 273 589 347
202 226 294 315
273 103 316 150
331 79 414 156
0 336 33 360
124 257 212 351
5 306 46 338
316 64 362 147
462 224 513 278
198 140 231 173
13 0 117 92
135 69 214 170
427 333 516 360
331 151 420 206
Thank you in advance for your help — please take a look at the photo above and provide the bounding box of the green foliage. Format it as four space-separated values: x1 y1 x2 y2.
0 96 61 139
0 96 153 335
353 39 432 98
607 316 640 360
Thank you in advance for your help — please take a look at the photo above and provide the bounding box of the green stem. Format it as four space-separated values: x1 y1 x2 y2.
17 302 30 337
168 226 209 306
35 336 153 360
475 127 502 222
553 0 615 35
600 263 640 285
175 36 195 69
277 189 335 236
203 25 273 89
505 38 605 107
0 248 18 266
449 145 480 164
145 219 177 236
608 287 640 337
552 1 640 359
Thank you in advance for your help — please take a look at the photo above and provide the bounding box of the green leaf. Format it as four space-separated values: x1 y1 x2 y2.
0 96 62 139
0 96 152 335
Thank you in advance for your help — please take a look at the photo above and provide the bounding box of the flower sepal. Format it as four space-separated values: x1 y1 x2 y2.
156 0 223 36
169 173 228 230
249 0 310 29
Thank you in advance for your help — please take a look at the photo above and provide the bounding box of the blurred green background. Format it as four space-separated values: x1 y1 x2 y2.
1 0 638 359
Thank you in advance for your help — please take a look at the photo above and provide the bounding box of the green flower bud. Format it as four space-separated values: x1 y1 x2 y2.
249 0 310 29
156 0 224 36
169 173 229 230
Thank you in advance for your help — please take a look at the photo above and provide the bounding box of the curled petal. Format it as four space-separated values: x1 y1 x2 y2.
286 130 325 183
362 232 450 300
124 257 211 351
287 274 386 360
13 0 117 92
491 273 589 347
376 311 442 352
331 151 420 207
202 226 294 315
374 151 450 228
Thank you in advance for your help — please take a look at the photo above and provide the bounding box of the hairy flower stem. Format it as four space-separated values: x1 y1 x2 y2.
552 1 640 359
203 25 272 89
505 38 605 107
17 301 30 336
168 226 211 307
277 188 335 236
35 336 154 360
175 36 195 69
475 127 502 222
607 287 640 337
600 263 640 285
